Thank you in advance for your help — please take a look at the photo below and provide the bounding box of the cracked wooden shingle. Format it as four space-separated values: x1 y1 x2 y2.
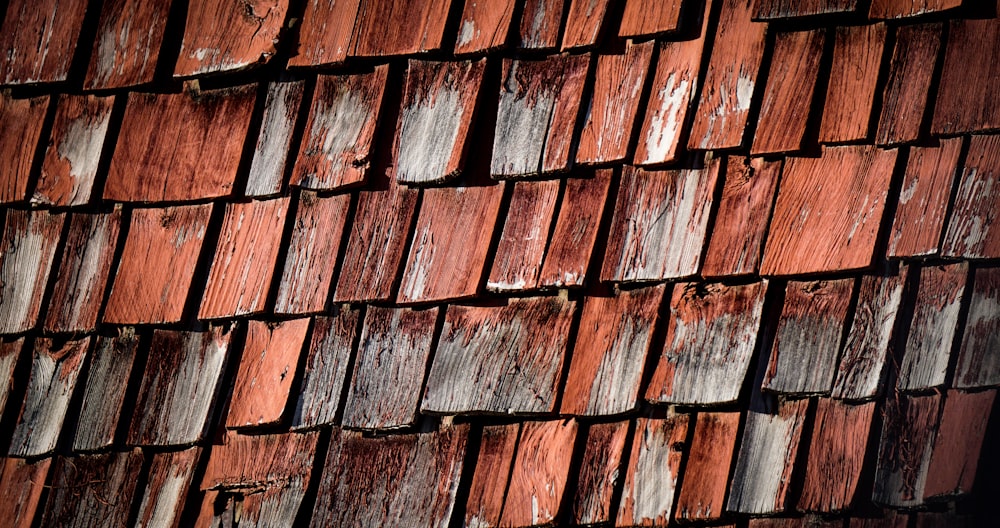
464 423 519 528
898 263 967 392
500 420 578 527
869 0 961 18
675 412 740 522
134 448 201 528
572 421 629 525
537 170 612 288
618 0 683 38
0 209 66 334
202 431 318 492
932 16 1000 134
518 0 566 50
873 394 941 507
227 318 310 428
488 179 560 292
291 307 359 429
85 0 172 89
246 81 305 196
454 0 516 55
561 0 611 50
0 94 48 203
799 399 876 512
953 267 1000 388
752 0 858 18
34 95 114 206
887 138 962 258
617 415 689 525
349 0 453 57
0 457 50 528
0 0 88 84
924 389 996 499
174 0 289 77
875 23 941 146
940 134 1000 259
72 331 139 451
41 450 144 527
819 24 886 144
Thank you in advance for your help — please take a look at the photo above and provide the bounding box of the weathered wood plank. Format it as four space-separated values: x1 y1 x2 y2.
288 0 360 66
875 23 941 146
869 0 961 18
954 267 1000 388
34 95 114 206
0 457 51 528
455 0 517 55
291 68 388 190
819 23 886 144
887 138 962 258
518 0 566 50
932 17 1000 134
873 394 941 507
239 483 309 526
898 263 967 391
501 419 578 527
562 285 665 416
618 0 683 38
174 0 288 76
291 308 359 429
617 415 689 526
752 0 857 18
104 203 212 324
0 339 22 414
799 399 876 512
941 134 1000 259
538 170 612 288
647 281 768 405
0 210 65 333
246 81 305 196
349 0 452 57
128 327 231 446
561 0 610 49
0 0 88 84
203 431 318 490
41 450 144 527
343 307 438 430
924 389 996 499
675 412 740 522
572 421 629 526
0 94 48 203
488 180 560 292
464 423 519 528
135 448 201 528
602 162 720 282
72 331 138 451
84 0 171 89
422 296 576 415
850 511 909 528
227 319 310 428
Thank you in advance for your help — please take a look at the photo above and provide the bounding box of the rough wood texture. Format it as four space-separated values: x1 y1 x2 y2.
291 68 388 190
869 0 961 18
393 59 485 184
246 81 305 196
104 87 255 202
198 198 290 319
455 0 516 54
726 399 808 514
0 95 48 203
873 394 941 507
311 426 469 528
924 389 995 499
752 29 825 155
941 134 1000 259
898 263 967 391
562 285 665 415
647 281 768 404
501 419 578 527
538 170 612 288
85 0 171 89
763 279 854 395
291 308 359 429
34 95 114 206
850 512 909 528
518 0 566 49
617 415 689 526
174 0 288 76
128 327 231 446
887 138 962 257
752 0 858 18
0 339 22 413
800 399 876 512
349 0 452 57
227 318 310 428
675 412 740 522
274 192 350 314
135 448 201 528
72 331 138 451
238 483 310 526
602 163 720 282
0 457 51 528
761 145 897 275
619 0 683 37
561 0 610 49
203 431 318 490
0 209 65 333
875 23 941 146
288 0 360 66
41 450 144 527
932 17 1000 134
343 307 438 429
819 23 886 143
464 423 519 528
832 271 906 400
44 211 121 332
491 54 590 178
577 41 654 164
573 421 629 525
488 180 560 291
422 296 576 414
955 267 1000 388
702 156 781 277
398 184 504 304
0 0 88 84
688 0 767 150
104 203 212 324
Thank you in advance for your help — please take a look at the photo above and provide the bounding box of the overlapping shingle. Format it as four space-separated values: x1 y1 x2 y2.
675 412 740 522
288 0 360 66
924 389 995 499
518 0 566 50
291 308 358 429
174 0 288 76
34 95 114 206
0 209 65 334
72 331 138 451
85 0 171 89
800 399 876 512
501 419 578 527
869 0 961 18
887 138 962 258
561 0 611 49
572 421 629 525
619 0 683 38
932 16 1000 134
819 24 886 144
454 0 516 55
940 134 1000 259
0 95 48 203
135 448 201 528
246 81 305 196
0 338 22 413
0 0 87 85
752 0 858 18
227 318 310 428
873 394 940 507
875 24 941 146
953 267 1000 389
0 457 50 528
349 0 453 57
898 263 967 391
617 415 689 525
464 423 519 527
488 179 560 291
537 170 612 288
41 450 144 527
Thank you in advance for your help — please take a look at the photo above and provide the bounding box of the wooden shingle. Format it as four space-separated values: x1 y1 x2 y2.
34 95 114 206
940 134 1000 259
819 24 886 144
924 389 995 499
869 0 961 18
954 267 1000 388
898 263 967 391
618 0 683 38
538 170 612 288
0 339 22 414
932 16 1000 134
134 448 201 528
349 0 453 57
454 0 517 55
875 24 941 146
572 421 629 525
873 394 941 507
617 415 689 525
72 331 139 451
752 0 858 18
41 450 144 527
246 81 305 197
0 210 65 334
799 399 876 512
887 138 962 258
288 0 360 66
518 0 566 50
227 319 310 428
464 423 519 527
752 29 825 155
501 420 578 527
488 179 560 292
202 431 319 491
561 0 611 50
85 0 171 89
0 0 87 84
0 95 48 203
675 412 740 522
174 0 288 76
0 457 51 528
291 308 359 429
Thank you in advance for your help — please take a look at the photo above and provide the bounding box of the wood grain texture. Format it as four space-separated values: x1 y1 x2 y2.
174 0 288 76
800 399 876 512
726 399 808 514
227 318 309 428
561 285 665 415
488 179 560 291
491 54 590 178
34 95 114 206
104 203 212 324
898 263 967 391
832 271 906 400
763 279 854 395
422 296 576 415
887 138 962 257
572 421 629 525
954 267 1000 388
761 145 897 275
500 419 578 527
464 423 519 528
85 0 171 89
0 0 88 84
675 412 740 521
688 0 767 150
873 394 941 507
349 0 452 57
561 0 611 50
238 482 310 526
751 29 825 155
274 192 350 314
869 0 961 18
135 448 201 528
203 431 318 490
9 337 89 457
343 306 438 429
539 174 610 289
128 327 231 446
0 209 65 333
577 41 655 164
647 281 767 405
875 23 941 146
104 87 255 202
819 23 886 144
398 184 504 304
924 389 995 499
932 17 1000 134
44 211 121 333
198 198 290 319
941 134 1000 259
0 339 22 414
72 331 138 451
291 68 388 190
752 0 858 18
291 308 359 429
41 450 144 527
602 163 720 282
0 457 50 528
0 95 48 203
619 0 683 37
617 415 689 526
246 81 305 196
702 156 780 277
454 0 516 54
288 0 360 66
310 426 469 528
518 0 566 49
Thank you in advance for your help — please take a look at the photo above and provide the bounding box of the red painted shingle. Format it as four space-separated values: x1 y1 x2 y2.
518 0 566 50
0 95 48 203
873 394 941 507
85 0 171 89
800 399 876 512
572 421 629 525
869 0 961 18
752 0 858 18
202 430 318 490
0 0 87 84
617 415 689 525
0 339 23 414
246 81 305 196
618 0 683 38
875 24 941 146
135 448 201 528
561 0 611 50
932 16 1000 135
34 95 114 206
819 24 886 144
41 451 143 527
887 138 962 258
537 170 612 288
454 0 516 55
0 209 65 334
954 267 1000 388
0 457 51 528
488 179 560 292
350 0 453 57
174 0 288 77
291 308 359 429
501 419 578 527
289 0 360 67
675 412 740 521
464 423 519 527
940 134 1000 259
924 389 996 499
